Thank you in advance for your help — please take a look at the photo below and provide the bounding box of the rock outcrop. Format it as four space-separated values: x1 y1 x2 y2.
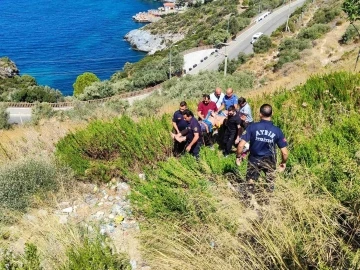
124 29 184 54
0 57 19 79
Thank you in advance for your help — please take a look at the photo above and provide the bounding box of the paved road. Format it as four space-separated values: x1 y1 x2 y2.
7 92 153 124
188 0 306 74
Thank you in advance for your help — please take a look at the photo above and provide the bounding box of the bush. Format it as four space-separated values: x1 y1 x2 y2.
31 102 55 124
279 38 311 52
11 86 63 103
0 158 58 211
0 243 42 270
297 23 331 40
104 99 130 114
73 72 100 97
253 35 272 54
79 81 115 101
129 155 217 222
340 23 360 44
0 105 10 130
218 53 252 74
308 7 341 26
274 38 311 71
61 235 130 270
55 115 172 181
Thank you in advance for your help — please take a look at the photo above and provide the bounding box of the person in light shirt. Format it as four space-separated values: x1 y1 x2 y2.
210 87 225 109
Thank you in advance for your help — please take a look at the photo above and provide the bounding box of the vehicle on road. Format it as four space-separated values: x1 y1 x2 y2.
251 32 263 44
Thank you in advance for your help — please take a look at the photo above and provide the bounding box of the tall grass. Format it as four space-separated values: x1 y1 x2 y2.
55 71 360 269
56 115 172 182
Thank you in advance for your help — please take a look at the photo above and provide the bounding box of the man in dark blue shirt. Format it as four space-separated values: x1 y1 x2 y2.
182 109 202 159
172 101 188 156
236 104 288 193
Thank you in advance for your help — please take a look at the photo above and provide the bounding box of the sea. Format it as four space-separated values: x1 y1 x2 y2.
0 0 162 96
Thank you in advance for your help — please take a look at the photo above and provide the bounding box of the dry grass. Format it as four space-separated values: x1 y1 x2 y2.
139 175 349 270
0 119 84 163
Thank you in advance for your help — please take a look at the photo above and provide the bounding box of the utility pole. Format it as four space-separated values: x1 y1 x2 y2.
224 13 234 76
258 0 261 14
285 0 291 32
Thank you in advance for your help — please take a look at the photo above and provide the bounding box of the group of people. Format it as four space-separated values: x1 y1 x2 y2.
171 87 288 193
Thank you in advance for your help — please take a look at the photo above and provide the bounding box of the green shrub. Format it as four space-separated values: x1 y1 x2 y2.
0 73 64 103
0 159 58 211
308 7 341 26
279 38 311 52
61 235 130 270
253 35 272 54
11 86 63 103
61 101 100 121
0 105 10 130
297 23 331 40
104 99 130 114
274 49 301 70
31 102 55 124
79 81 115 101
340 23 360 44
55 115 172 181
73 72 100 97
0 243 42 270
218 52 252 74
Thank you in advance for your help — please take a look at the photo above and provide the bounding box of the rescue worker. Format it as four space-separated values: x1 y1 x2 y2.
197 94 218 120
210 87 225 109
182 109 202 159
238 97 253 129
219 88 238 111
236 104 288 193
172 101 188 156
223 105 242 157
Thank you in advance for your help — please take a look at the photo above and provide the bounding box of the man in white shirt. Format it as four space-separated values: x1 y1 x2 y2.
210 87 225 109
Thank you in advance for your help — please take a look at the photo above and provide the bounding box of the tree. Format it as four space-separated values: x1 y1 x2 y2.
228 17 240 37
253 35 272 54
73 72 100 97
342 0 360 69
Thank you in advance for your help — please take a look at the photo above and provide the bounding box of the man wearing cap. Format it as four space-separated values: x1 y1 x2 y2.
210 87 225 109
172 101 188 156
236 104 288 193
182 109 202 159
219 88 238 111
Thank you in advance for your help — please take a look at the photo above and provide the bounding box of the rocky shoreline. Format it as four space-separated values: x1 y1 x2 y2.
0 57 19 79
124 29 184 54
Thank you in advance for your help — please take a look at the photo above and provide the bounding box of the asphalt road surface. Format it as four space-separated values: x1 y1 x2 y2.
7 92 153 124
188 0 307 74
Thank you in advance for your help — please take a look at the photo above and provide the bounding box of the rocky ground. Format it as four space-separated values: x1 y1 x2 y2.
124 29 184 54
4 177 150 270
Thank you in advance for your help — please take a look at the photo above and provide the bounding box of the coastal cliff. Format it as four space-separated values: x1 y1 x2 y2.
124 29 184 54
0 57 19 79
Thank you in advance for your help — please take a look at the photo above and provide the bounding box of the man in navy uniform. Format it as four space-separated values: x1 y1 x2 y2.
172 101 188 156
182 109 202 159
236 104 288 193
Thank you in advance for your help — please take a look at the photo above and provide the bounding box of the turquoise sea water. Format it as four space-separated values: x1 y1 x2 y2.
0 0 161 95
